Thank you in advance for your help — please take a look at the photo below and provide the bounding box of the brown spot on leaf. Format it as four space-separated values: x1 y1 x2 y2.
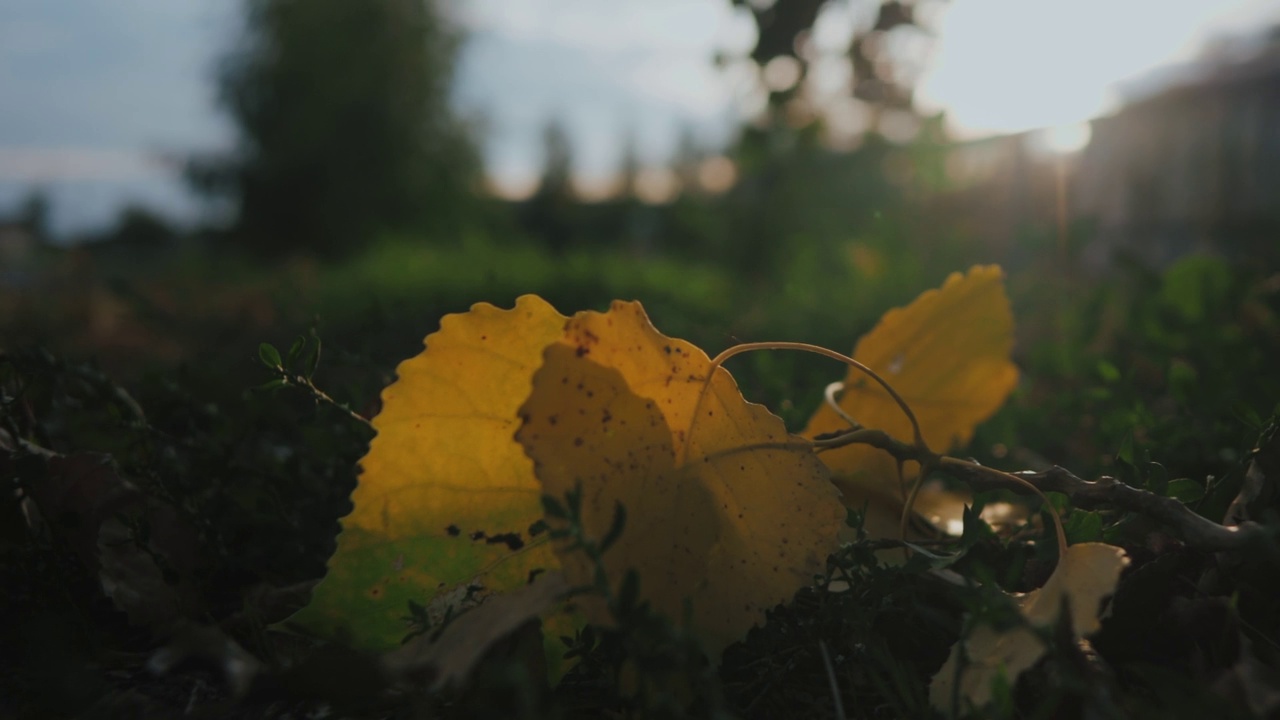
485 532 525 551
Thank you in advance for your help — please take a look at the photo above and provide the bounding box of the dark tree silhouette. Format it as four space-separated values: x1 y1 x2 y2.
193 0 479 258
17 190 50 244
522 119 578 254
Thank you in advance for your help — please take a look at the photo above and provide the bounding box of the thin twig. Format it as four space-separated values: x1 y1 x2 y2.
286 373 373 429
991 466 1272 554
817 423 1270 554
819 422 1269 550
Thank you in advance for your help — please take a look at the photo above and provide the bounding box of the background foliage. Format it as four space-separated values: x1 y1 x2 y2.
3 0 1280 717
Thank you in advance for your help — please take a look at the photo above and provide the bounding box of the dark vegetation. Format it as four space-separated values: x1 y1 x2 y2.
3 0 1280 717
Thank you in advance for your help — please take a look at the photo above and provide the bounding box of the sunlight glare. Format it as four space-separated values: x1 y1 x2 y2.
762 56 803 93
635 166 680 204
1038 122 1093 154
697 156 737 194
916 0 1280 138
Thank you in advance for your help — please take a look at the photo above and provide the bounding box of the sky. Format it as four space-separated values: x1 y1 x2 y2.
1 0 1278 238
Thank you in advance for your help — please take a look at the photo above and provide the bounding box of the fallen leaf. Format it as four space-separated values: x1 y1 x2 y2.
1224 420 1280 526
148 622 264 699
929 542 1128 712
1211 636 1280 717
804 265 1019 525
18 450 205 631
518 300 845 654
289 295 568 650
383 571 569 690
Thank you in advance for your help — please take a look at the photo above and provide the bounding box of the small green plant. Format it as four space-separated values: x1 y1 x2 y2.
258 330 372 428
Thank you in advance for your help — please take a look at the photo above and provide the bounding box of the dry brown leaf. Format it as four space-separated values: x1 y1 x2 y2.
19 451 205 631
929 542 1129 712
383 571 569 690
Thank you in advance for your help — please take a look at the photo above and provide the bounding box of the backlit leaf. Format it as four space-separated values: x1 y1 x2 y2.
517 301 845 654
804 265 1019 518
929 542 1128 711
288 295 567 650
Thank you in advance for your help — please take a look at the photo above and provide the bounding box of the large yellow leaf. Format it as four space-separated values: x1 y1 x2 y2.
804 265 1019 514
930 542 1128 711
517 301 845 654
288 295 567 649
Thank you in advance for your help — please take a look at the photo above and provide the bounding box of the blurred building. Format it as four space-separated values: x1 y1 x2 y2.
902 33 1280 273
930 131 1056 261
1072 39 1280 268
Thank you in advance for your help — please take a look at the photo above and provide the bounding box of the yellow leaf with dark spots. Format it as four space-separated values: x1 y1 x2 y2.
288 295 569 652
518 300 845 654
804 265 1019 520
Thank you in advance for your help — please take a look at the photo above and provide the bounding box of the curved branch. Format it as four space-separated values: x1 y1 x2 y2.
813 428 1272 555
710 341 927 451
997 466 1271 554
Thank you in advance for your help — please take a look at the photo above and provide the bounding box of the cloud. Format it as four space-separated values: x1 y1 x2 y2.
0 147 171 183
456 26 739 185
457 0 752 56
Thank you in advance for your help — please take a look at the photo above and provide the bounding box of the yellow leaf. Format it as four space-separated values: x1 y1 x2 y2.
517 300 845 654
288 295 568 650
803 265 1019 517
929 542 1129 712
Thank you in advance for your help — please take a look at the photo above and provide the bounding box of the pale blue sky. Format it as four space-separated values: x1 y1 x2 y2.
1 0 1277 238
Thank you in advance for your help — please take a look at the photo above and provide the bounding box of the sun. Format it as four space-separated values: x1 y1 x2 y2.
914 0 1273 147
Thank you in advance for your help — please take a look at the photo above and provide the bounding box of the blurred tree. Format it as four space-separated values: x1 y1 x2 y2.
728 0 940 133
522 119 578 254
105 207 178 251
617 129 640 200
672 126 707 196
710 0 948 282
192 0 479 258
17 190 50 244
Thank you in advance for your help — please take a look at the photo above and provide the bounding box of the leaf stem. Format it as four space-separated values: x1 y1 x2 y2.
822 382 862 430
709 341 927 452
283 371 374 429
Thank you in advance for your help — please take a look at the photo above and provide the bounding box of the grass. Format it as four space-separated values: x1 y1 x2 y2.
314 234 737 319
4 232 1280 718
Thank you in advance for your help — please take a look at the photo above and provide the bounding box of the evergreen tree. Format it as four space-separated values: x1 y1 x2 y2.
522 119 577 254
617 129 639 200
195 0 478 258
